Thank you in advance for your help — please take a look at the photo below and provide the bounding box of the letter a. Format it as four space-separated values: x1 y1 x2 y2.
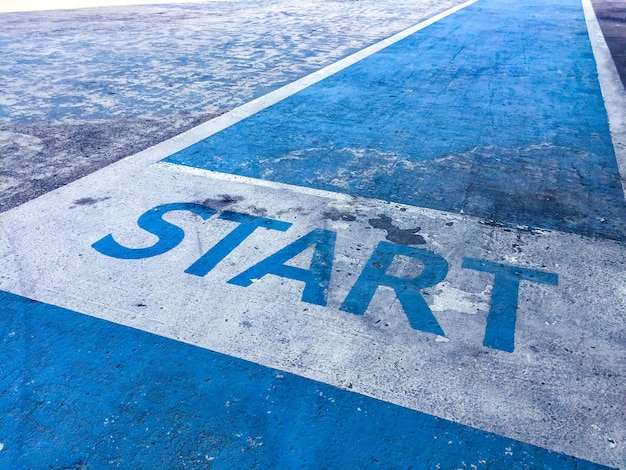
228 229 336 307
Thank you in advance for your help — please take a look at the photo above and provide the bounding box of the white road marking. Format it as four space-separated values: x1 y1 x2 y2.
88 0 478 172
0 1 624 467
0 159 624 467
583 0 626 197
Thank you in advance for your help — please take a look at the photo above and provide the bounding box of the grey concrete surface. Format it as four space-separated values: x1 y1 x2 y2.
1 1 625 468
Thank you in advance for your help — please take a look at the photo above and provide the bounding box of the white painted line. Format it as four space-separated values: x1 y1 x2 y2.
583 0 626 198
117 0 479 168
1 160 624 467
155 161 359 201
155 161 461 221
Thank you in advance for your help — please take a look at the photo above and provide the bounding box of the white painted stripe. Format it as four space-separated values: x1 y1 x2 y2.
154 161 462 221
155 161 359 201
1 159 624 467
583 0 626 198
119 0 478 168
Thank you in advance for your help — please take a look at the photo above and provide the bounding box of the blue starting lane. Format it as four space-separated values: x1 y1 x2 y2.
1 0 625 468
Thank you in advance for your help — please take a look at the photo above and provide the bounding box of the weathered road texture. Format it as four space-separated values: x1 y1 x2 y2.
592 0 626 87
0 0 465 212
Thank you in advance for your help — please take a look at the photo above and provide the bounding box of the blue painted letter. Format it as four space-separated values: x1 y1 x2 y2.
461 258 558 352
92 203 216 259
340 242 448 336
185 211 291 277
228 229 336 306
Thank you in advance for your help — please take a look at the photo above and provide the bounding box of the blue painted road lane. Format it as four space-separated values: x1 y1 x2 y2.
0 0 625 468
0 290 612 469
165 0 626 242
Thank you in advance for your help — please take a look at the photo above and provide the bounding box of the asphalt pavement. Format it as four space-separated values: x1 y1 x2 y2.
1 0 625 468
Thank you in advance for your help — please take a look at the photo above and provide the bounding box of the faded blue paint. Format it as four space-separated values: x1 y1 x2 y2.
228 228 337 307
340 241 448 336
462 258 559 352
0 290 614 469
165 0 626 242
185 211 292 277
93 204 292 271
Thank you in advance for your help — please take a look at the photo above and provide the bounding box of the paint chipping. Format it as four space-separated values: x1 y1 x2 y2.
323 208 357 222
430 283 491 313
368 214 425 245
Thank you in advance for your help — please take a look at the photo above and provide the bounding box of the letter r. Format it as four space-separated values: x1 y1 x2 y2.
340 241 448 336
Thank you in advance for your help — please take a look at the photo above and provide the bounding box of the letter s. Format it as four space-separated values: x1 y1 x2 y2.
92 203 216 259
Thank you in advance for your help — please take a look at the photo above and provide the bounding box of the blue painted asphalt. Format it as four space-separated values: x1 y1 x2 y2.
0 290 613 469
1 0 625 467
165 0 626 242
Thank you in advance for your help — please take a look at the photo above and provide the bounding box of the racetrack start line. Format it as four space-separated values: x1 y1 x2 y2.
1 0 624 468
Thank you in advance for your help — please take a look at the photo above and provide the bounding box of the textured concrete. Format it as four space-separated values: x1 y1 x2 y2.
591 0 626 87
0 0 464 212
0 0 625 468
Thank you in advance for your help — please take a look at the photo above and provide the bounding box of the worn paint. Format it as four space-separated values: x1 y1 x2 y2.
165 0 626 242
0 0 624 467
0 0 467 211
91 201 563 352
1 161 624 466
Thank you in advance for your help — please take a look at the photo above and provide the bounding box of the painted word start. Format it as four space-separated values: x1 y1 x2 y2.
92 203 558 353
